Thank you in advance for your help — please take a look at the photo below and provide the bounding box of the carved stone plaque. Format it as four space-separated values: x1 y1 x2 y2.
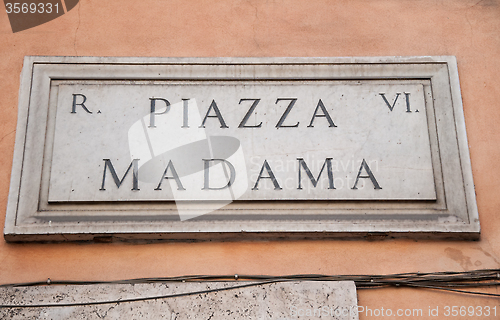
4 57 479 241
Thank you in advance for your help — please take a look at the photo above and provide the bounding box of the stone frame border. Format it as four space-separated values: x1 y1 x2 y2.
4 56 480 241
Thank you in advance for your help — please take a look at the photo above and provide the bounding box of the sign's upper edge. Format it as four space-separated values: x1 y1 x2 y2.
23 55 457 66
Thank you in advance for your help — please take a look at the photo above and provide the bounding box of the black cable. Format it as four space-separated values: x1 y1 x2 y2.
2 269 499 288
403 283 500 297
0 280 282 309
0 269 499 309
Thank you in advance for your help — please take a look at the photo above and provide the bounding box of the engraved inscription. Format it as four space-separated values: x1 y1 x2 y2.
48 81 435 202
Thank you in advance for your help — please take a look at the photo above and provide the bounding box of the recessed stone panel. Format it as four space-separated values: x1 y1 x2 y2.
48 81 435 202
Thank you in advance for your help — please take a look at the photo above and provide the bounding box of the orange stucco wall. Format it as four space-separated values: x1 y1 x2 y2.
1 0 499 318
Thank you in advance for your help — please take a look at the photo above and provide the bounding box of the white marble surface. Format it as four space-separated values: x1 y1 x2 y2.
48 81 435 202
0 281 358 320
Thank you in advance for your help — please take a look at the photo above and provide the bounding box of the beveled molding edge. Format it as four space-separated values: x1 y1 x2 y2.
4 56 480 242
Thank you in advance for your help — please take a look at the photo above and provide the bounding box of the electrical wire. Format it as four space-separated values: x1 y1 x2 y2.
0 269 499 308
0 280 282 309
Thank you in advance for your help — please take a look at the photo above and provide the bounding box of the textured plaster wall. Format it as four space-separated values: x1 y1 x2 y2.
0 0 499 318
